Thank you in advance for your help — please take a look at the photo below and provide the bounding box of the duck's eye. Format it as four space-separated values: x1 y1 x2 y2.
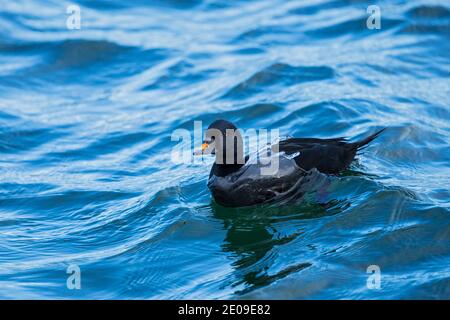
204 137 215 144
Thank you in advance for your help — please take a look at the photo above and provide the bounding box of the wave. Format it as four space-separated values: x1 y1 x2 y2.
0 0 449 299
221 63 335 100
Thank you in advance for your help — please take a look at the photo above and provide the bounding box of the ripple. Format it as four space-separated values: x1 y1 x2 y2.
222 63 335 100
42 131 152 162
400 5 450 36
305 17 403 39
406 5 450 19
176 102 283 129
0 39 171 88
272 101 362 135
0 126 67 154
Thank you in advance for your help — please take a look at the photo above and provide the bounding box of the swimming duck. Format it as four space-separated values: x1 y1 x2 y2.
198 119 384 207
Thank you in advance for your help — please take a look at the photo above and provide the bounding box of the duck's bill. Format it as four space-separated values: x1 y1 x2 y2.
193 142 210 156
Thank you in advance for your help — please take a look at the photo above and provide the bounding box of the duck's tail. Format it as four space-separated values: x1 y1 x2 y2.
353 128 386 151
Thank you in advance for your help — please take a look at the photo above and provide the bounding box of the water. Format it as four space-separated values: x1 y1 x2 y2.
0 0 449 299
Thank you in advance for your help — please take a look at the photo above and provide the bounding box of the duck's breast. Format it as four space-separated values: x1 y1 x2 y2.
208 154 306 207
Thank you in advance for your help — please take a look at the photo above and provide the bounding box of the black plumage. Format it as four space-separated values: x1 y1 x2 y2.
202 119 384 207
277 130 384 174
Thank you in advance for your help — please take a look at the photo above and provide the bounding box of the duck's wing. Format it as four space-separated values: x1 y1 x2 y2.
275 137 354 174
275 129 385 174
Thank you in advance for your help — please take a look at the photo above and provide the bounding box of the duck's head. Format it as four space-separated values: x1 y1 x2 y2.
196 119 245 165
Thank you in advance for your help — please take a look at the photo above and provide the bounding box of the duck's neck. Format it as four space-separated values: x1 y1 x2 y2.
211 163 244 177
212 139 246 177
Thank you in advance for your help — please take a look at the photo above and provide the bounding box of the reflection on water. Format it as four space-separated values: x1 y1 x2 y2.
211 196 350 293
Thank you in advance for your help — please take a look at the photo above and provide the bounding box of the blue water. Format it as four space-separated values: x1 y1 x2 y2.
0 0 449 299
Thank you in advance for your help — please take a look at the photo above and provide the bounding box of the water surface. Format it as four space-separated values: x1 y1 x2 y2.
0 0 449 299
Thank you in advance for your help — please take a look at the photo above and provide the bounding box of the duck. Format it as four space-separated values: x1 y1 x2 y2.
197 119 385 207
